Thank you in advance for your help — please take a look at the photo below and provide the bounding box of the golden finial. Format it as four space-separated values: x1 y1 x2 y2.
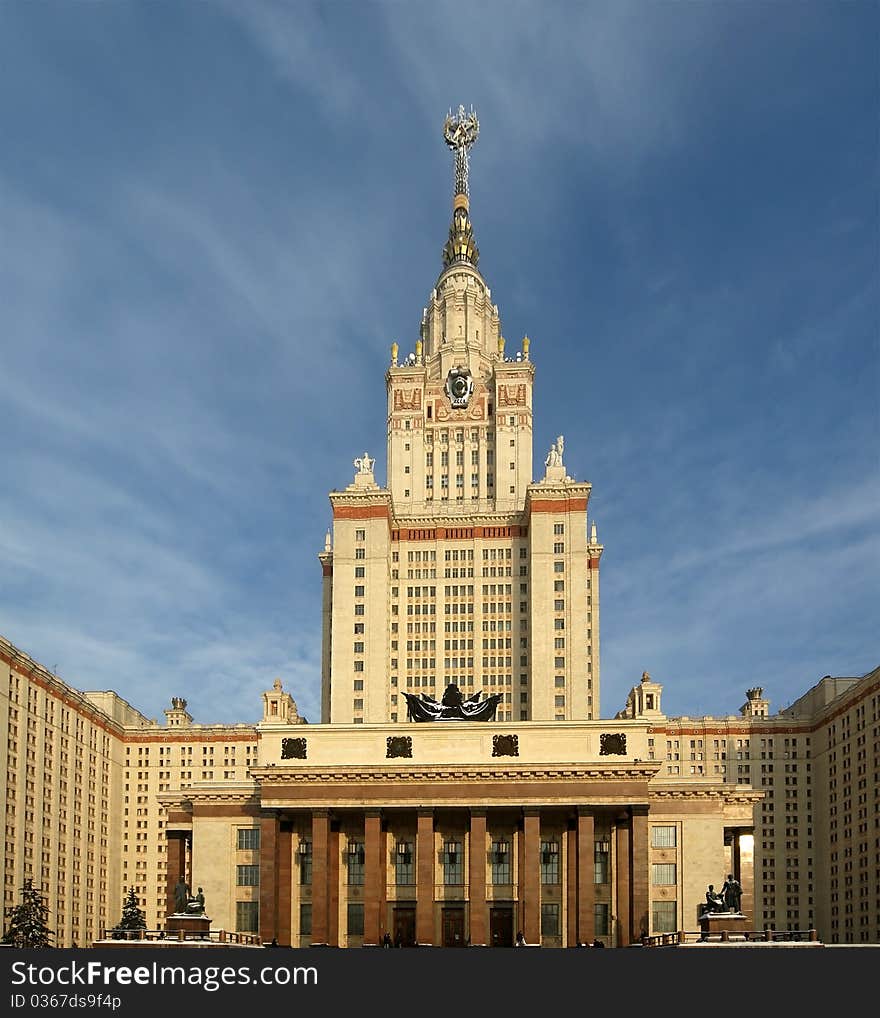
391 342 399 366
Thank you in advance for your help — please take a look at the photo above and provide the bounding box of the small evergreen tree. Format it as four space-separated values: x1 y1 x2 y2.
117 888 147 934
2 878 54 948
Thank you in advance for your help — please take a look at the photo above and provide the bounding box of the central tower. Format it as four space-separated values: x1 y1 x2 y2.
320 108 603 725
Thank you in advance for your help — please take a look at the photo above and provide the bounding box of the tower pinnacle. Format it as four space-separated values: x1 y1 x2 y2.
442 105 480 269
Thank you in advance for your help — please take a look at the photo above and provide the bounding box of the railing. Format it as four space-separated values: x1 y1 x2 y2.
641 929 820 947
100 928 262 946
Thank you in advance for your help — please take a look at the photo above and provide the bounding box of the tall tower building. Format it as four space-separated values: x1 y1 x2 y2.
320 107 603 725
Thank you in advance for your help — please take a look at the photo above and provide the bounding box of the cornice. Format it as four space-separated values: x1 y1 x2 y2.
329 489 393 506
391 511 525 529
250 763 662 783
651 785 764 803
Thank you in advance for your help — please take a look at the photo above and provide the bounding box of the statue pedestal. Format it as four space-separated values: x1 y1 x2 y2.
542 465 567 484
699 913 749 941
166 914 211 940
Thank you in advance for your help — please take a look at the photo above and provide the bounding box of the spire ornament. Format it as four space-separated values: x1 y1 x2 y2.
442 104 480 269
443 104 479 200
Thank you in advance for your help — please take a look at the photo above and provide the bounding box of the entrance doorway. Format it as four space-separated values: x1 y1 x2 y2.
392 906 416 947
442 907 466 947
490 905 514 947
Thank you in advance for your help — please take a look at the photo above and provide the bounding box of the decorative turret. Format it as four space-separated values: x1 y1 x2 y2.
164 696 192 727
261 678 307 725
615 672 663 719
740 687 769 718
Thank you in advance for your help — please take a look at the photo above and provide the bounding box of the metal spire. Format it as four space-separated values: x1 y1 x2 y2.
441 105 480 269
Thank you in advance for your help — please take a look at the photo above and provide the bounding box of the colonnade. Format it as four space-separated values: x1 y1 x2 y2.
253 805 651 948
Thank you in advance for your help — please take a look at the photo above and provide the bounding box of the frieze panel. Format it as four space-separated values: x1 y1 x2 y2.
281 737 307 760
393 389 423 411
599 733 627 756
492 734 519 757
436 404 484 421
386 736 413 759
496 383 527 407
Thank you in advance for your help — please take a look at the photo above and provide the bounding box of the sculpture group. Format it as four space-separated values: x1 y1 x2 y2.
700 874 743 916
402 682 502 722
544 435 564 468
172 876 206 916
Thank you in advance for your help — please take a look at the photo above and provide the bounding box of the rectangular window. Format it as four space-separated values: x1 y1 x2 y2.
652 900 677 934
443 840 464 885
553 523 564 534
300 903 312 938
553 561 564 572
491 840 511 884
553 542 564 553
540 839 560 885
236 865 259 886
594 841 610 884
554 600 565 611
652 863 677 885
554 656 565 669
299 842 312 886
355 530 365 541
353 661 364 672
354 585 364 597
651 825 677 848
237 828 260 851
395 840 415 885
236 901 259 933
347 841 365 885
594 902 610 936
540 903 560 937
347 902 365 937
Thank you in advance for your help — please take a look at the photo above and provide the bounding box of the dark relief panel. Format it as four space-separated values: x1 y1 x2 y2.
281 737 307 760
387 736 413 759
599 733 626 756
492 734 519 757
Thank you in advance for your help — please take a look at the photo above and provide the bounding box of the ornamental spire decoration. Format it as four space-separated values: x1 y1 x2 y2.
442 104 480 269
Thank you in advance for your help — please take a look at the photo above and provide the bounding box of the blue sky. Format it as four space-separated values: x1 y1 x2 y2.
1 1 877 726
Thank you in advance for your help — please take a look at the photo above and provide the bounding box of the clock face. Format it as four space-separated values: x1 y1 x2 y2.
445 368 473 409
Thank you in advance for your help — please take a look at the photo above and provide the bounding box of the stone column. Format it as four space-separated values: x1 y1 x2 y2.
468 810 487 946
614 812 631 946
416 809 434 945
259 813 279 944
577 807 595 946
310 810 330 946
735 828 755 919
165 833 188 918
566 824 578 947
364 810 385 946
328 822 340 947
522 808 541 945
630 806 649 942
277 821 292 947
